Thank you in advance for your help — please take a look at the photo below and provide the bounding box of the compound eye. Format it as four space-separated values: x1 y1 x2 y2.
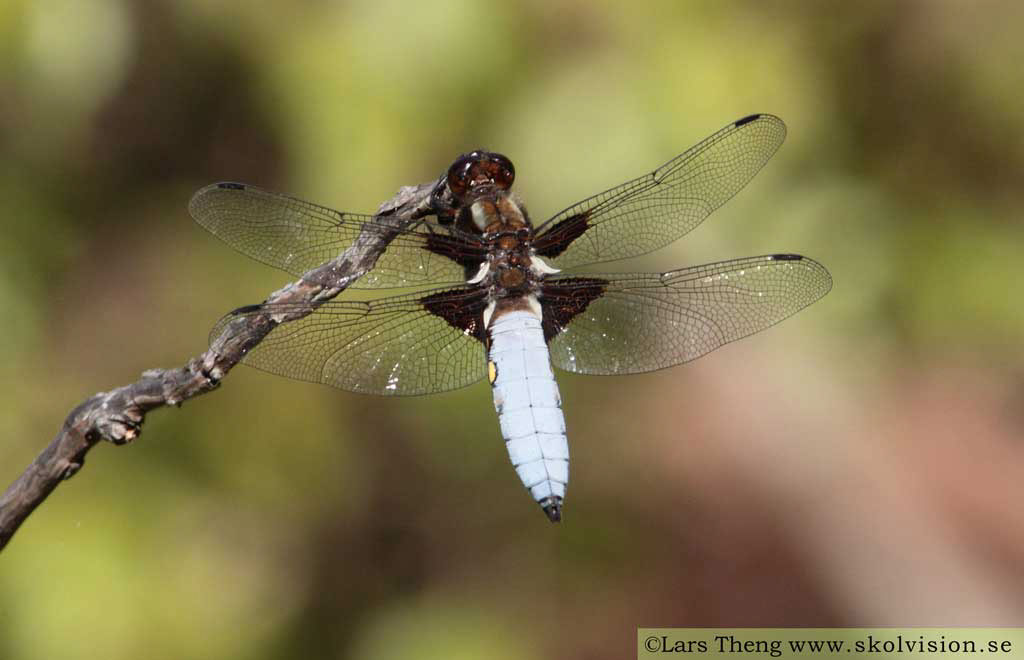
446 154 478 199
490 155 515 190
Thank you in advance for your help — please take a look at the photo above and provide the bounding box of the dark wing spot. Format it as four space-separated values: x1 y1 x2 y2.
217 182 247 190
533 211 591 259
769 253 803 261
733 114 762 127
425 232 488 271
230 303 264 315
540 277 608 343
421 287 489 343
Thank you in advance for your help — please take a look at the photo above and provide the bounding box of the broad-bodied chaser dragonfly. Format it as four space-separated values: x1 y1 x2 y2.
190 114 831 522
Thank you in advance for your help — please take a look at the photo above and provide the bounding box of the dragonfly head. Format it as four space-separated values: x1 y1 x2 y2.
445 150 515 202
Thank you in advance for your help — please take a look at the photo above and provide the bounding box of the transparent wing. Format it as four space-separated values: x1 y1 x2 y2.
545 254 831 375
533 114 787 270
190 183 486 288
211 287 490 395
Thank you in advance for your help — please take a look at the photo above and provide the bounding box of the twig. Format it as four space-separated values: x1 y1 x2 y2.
0 180 438 551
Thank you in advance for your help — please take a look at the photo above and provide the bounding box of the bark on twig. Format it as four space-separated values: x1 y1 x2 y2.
0 181 438 551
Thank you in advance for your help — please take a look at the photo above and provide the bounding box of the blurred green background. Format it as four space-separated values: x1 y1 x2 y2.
3 1 1024 658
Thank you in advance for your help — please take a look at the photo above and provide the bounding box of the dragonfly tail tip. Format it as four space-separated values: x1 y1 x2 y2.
540 497 563 523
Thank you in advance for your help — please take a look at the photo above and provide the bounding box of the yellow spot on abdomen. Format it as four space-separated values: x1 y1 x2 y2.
488 360 497 384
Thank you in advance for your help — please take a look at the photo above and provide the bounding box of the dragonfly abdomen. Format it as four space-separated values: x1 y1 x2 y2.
488 308 569 522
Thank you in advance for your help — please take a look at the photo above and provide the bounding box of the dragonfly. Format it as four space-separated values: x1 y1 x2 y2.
190 114 831 522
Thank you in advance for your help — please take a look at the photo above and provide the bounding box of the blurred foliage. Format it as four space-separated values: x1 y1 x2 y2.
2 1 1024 658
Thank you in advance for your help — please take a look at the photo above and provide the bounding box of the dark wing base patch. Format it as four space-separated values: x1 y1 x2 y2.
425 233 488 267
540 277 608 343
421 286 490 342
532 212 591 259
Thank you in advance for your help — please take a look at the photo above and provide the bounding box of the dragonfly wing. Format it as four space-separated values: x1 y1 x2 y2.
533 114 787 270
543 254 831 375
190 182 486 288
211 286 491 395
